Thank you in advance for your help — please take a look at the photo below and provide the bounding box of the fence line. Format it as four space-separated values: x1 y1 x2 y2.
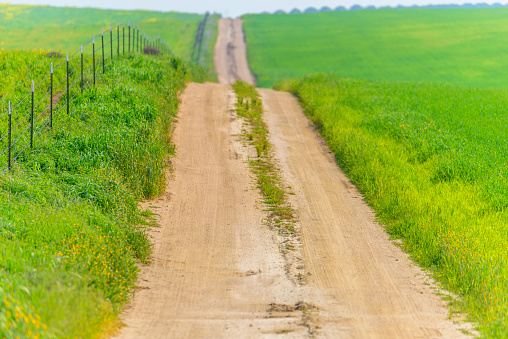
191 12 210 65
1 22 173 172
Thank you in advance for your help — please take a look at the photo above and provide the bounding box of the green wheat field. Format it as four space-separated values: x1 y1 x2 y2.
244 8 508 89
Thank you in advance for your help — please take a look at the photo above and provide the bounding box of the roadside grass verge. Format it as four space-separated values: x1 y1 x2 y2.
0 52 205 338
283 73 508 337
232 81 294 234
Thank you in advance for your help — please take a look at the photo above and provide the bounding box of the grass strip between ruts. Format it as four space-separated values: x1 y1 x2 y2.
232 81 296 243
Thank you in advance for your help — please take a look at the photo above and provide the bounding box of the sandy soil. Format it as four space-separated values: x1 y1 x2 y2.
113 17 475 338
214 18 256 86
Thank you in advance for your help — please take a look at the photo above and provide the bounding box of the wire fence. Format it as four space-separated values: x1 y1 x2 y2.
0 21 172 172
191 12 209 65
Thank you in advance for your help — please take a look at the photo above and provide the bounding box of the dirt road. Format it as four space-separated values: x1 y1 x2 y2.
114 82 316 338
114 18 473 338
214 18 256 86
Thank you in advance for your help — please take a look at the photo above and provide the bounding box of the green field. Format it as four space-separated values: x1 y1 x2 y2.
282 74 508 337
243 8 508 89
0 48 205 337
0 4 204 61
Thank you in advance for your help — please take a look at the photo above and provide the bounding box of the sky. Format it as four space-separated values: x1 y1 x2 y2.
5 0 507 17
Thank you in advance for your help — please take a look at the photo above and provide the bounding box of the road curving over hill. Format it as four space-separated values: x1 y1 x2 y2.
215 18 256 86
113 18 474 338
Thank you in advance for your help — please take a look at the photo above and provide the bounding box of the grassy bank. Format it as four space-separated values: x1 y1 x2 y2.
0 4 204 60
244 8 508 89
284 74 508 336
0 51 205 338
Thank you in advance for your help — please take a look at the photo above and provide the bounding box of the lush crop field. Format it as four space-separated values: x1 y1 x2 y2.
243 8 508 89
0 4 205 61
0 50 205 337
283 74 508 337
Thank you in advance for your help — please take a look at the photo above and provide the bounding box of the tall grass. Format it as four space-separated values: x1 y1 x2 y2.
0 52 205 338
285 73 508 337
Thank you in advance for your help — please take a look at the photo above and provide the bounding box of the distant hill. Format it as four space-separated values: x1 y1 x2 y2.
271 2 508 14
243 7 508 89
0 4 205 60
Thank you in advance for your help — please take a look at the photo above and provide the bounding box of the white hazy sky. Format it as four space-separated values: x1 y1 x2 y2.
4 0 506 17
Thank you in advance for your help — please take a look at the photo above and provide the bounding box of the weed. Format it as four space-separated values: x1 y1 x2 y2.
233 81 293 222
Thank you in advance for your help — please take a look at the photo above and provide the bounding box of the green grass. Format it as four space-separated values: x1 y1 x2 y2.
233 81 293 227
243 8 508 89
284 73 508 337
196 14 220 80
0 4 204 61
0 51 205 338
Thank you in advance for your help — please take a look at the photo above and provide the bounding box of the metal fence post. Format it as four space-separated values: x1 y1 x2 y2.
137 25 139 52
101 28 105 74
8 102 11 171
66 52 70 115
81 45 84 93
117 22 120 57
132 23 135 53
30 80 34 149
110 24 113 61
123 22 125 55
128 21 131 53
93 36 96 86
50 62 53 129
